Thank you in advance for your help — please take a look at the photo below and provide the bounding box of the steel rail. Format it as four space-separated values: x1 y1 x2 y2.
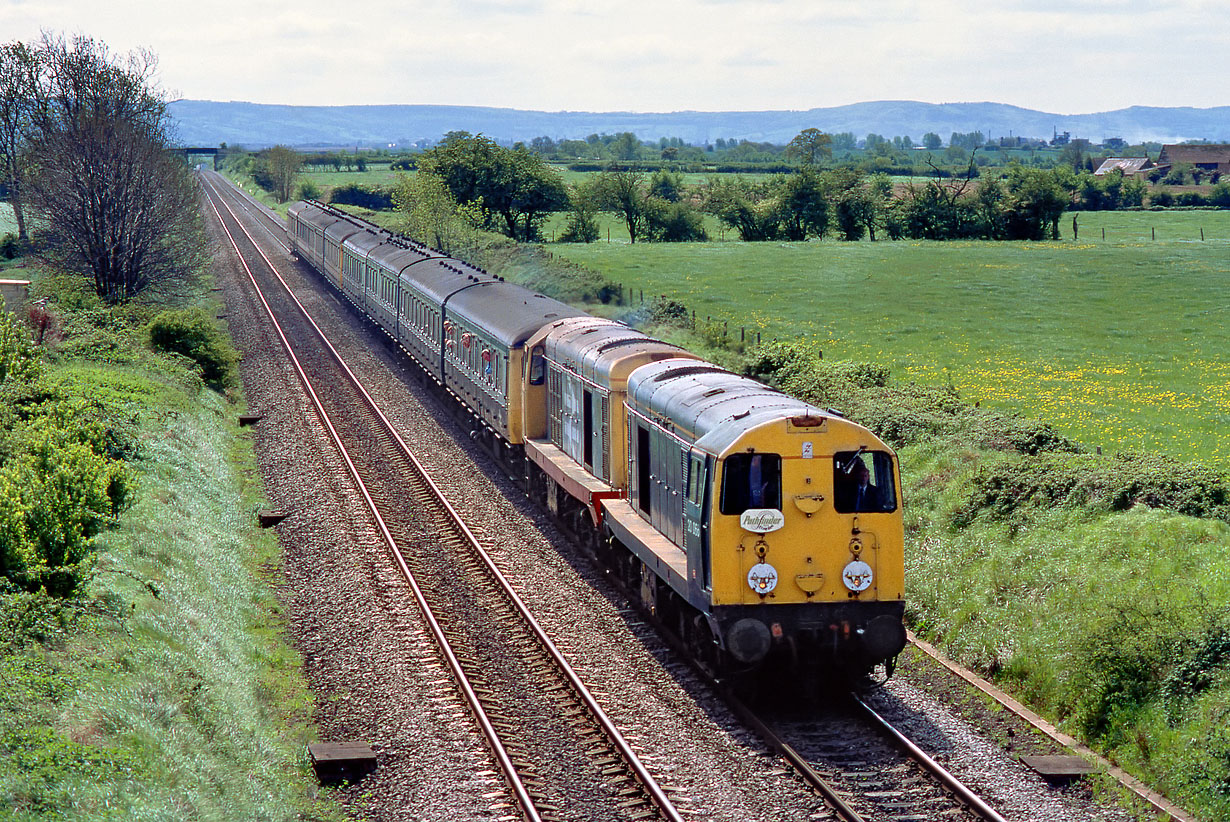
204 176 686 822
851 693 1009 822
203 180 543 822
718 688 867 822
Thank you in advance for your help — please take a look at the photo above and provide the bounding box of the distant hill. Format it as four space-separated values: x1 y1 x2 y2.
167 99 1230 149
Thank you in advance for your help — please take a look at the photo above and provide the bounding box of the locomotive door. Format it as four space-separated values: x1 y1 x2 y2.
683 452 711 590
560 372 583 461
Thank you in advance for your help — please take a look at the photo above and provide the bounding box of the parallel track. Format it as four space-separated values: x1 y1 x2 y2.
200 173 686 822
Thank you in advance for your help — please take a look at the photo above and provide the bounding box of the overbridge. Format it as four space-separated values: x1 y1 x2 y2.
173 147 221 170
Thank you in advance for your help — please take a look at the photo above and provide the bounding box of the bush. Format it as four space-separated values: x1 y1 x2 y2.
296 180 321 201
953 451 1230 527
0 233 18 260
328 182 393 210
0 419 130 595
0 310 41 386
146 309 238 389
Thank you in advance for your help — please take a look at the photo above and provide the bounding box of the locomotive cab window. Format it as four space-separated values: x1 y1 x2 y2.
719 453 782 515
529 345 546 385
833 450 897 513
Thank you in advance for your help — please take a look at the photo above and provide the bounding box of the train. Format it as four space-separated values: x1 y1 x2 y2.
287 200 907 682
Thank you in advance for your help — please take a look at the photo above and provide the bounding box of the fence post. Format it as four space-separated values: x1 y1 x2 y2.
1152 227 1156 241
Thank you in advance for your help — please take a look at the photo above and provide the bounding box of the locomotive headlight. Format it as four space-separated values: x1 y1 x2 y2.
842 560 874 592
747 562 778 595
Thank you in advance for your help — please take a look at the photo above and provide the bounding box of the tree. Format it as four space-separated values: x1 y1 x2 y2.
1002 165 1072 240
416 134 569 241
265 145 301 203
23 33 206 303
922 132 943 150
391 171 480 255
0 41 39 241
648 169 684 202
558 180 600 243
593 169 649 243
785 128 833 167
776 169 830 240
610 132 640 162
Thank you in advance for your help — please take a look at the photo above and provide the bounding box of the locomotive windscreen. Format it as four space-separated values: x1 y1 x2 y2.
834 451 897 513
719 453 783 514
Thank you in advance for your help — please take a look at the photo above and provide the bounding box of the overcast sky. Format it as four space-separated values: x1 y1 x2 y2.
4 0 1225 114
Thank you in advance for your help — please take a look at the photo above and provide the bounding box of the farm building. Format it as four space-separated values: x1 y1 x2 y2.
1093 157 1154 176
1153 144 1230 177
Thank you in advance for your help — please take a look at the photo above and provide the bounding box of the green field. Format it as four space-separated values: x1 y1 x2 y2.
552 210 1230 468
0 202 15 234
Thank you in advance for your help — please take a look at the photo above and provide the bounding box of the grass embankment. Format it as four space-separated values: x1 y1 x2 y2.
0 265 341 819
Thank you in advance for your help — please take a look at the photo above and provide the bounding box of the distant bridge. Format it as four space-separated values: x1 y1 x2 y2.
172 147 220 170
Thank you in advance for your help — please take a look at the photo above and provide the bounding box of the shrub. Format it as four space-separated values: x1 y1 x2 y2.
1069 602 1181 742
953 451 1230 526
0 419 129 595
0 232 18 260
328 182 393 210
296 180 321 201
146 309 238 389
0 309 41 386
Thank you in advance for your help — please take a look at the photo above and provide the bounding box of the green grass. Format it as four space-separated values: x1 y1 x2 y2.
0 268 341 820
550 211 1230 468
0 203 15 235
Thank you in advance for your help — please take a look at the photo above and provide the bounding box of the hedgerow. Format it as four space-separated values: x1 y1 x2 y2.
953 451 1230 526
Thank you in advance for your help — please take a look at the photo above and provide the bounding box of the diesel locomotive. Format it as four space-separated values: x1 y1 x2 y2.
287 200 907 680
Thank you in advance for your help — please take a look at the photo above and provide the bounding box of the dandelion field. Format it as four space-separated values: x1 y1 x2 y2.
553 210 1230 469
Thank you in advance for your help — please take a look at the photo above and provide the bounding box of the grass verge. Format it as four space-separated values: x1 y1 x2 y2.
0 265 342 820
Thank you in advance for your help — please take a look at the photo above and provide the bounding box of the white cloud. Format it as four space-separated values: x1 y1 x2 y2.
2 0 1227 113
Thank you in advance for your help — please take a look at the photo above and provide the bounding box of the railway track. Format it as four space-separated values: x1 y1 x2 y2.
200 173 686 822
200 173 1142 822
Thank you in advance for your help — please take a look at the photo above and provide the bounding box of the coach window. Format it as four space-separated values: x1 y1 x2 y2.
719 453 782 515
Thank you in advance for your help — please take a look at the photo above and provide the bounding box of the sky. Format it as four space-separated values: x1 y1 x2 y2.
3 0 1227 114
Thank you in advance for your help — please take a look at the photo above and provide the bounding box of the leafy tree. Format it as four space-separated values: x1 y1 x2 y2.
785 128 833 167
648 169 684 202
777 169 830 240
558 180 600 243
0 41 39 241
643 199 707 242
417 134 569 241
1002 164 1072 240
392 171 480 255
265 145 301 203
704 177 781 241
610 132 641 162
594 169 650 243
922 132 943 150
22 33 206 303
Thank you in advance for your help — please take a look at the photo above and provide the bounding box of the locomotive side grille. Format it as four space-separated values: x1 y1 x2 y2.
601 396 611 483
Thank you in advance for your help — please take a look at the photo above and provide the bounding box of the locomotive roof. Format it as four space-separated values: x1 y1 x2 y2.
447 281 586 348
543 317 693 385
627 357 854 455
